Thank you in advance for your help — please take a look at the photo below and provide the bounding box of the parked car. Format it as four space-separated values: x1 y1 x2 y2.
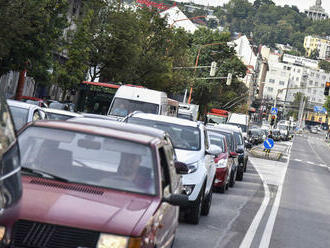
7 99 46 131
0 94 22 230
206 125 239 188
310 126 318 134
126 113 218 224
207 132 231 193
248 129 261 145
272 129 282 141
214 124 248 178
44 108 82 120
15 120 189 248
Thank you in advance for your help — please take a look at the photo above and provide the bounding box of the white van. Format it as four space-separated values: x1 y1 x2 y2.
227 113 249 139
107 85 168 118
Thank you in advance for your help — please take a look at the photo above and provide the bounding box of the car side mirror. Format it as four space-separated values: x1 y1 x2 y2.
174 161 189 174
206 144 222 156
230 151 238 158
163 194 189 207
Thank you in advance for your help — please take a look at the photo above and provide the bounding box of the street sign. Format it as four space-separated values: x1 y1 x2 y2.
264 138 274 149
271 107 278 115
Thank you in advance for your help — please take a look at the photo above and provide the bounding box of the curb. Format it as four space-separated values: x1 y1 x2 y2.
249 147 282 161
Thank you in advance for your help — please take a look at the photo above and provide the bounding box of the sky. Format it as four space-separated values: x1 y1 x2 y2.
173 0 330 14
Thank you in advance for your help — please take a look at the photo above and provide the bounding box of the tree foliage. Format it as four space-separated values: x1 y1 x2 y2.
214 0 330 52
319 60 330 73
0 0 68 80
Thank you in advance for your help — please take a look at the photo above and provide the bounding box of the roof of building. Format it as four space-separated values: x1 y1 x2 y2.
160 6 198 33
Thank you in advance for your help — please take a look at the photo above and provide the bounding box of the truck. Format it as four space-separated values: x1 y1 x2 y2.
178 103 199 121
206 108 229 124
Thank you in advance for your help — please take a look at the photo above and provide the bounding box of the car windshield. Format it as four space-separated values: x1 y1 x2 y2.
128 117 201 151
178 113 193 121
9 106 29 130
18 126 156 195
227 123 247 132
209 134 225 152
234 132 243 145
46 113 74 121
109 98 159 117
207 115 227 124
207 129 234 152
250 129 259 136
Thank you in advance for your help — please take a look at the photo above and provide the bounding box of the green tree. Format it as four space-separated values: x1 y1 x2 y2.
319 60 330 73
324 96 330 114
309 49 319 60
0 0 68 81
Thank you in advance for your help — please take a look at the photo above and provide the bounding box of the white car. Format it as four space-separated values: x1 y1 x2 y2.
43 108 82 120
126 113 218 224
7 99 46 131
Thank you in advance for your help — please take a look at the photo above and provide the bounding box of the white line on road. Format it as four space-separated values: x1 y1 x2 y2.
258 143 293 248
239 162 270 248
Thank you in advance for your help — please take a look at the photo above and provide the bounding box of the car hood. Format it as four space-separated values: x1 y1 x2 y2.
20 176 158 237
175 148 202 164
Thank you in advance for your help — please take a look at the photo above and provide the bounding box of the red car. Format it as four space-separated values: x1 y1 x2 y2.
9 120 188 248
208 131 232 193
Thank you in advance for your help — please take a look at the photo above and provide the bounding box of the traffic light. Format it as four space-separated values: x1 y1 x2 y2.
210 62 217 77
226 73 232 86
270 115 276 126
324 82 330 96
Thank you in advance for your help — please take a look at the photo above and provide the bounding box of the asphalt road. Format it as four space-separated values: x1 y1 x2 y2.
173 161 265 248
174 132 330 248
269 132 330 248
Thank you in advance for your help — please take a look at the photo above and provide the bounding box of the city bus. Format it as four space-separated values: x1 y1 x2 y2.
76 81 120 115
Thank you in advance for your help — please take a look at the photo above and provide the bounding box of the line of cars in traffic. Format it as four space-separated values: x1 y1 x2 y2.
1 98 252 248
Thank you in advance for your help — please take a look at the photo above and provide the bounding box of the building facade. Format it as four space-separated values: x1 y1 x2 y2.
304 35 330 60
263 54 330 107
304 0 328 21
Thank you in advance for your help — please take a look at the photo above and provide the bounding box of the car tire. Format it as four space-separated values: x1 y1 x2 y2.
187 188 204 225
236 163 244 181
229 168 237 187
217 183 226 193
201 188 213 216
244 162 247 172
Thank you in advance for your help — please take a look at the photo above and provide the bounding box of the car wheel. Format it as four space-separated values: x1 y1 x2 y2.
187 188 204 225
244 162 247 172
236 164 244 181
229 168 237 187
201 188 213 216
217 183 226 193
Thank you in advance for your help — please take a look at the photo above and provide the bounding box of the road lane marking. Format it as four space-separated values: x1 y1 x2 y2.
239 162 270 248
258 143 292 248
293 159 302 162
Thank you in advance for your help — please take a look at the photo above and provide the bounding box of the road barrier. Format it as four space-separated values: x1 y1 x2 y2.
249 147 282 161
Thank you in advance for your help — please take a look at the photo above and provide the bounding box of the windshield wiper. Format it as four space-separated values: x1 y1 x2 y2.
21 167 70 183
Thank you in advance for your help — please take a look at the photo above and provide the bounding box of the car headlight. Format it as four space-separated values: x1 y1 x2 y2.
187 161 199 173
97 234 128 248
182 185 195 195
0 226 5 241
217 159 227 169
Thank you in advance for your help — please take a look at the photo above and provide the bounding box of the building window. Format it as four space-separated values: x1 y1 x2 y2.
287 67 291 70
297 69 301 73
313 89 316 94
267 87 273 92
308 88 311 93
311 72 315 76
316 74 320 78
309 80 313 85
315 82 318 86
296 77 299 81
269 79 275 83
279 81 285 85
321 83 325 87
322 75 326 80
318 99 322 102
312 97 315 101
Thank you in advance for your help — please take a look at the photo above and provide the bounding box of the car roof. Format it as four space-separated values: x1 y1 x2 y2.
208 131 225 138
130 113 199 128
206 126 234 135
7 99 41 110
213 123 242 133
43 108 82 116
69 117 168 139
21 120 157 145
